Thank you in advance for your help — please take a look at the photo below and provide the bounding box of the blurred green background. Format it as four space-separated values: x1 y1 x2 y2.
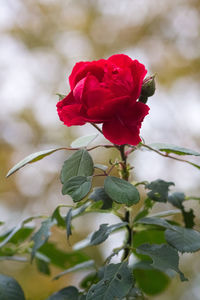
1 0 200 299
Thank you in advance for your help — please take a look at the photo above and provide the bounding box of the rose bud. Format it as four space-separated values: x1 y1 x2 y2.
139 74 156 104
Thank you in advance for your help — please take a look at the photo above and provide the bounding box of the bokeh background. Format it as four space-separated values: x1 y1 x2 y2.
1 0 200 299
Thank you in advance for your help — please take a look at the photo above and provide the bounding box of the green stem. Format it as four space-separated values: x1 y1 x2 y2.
123 211 132 260
118 145 132 260
141 142 198 166
119 145 129 181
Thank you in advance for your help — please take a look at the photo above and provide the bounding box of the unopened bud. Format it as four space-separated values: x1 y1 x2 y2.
139 74 156 104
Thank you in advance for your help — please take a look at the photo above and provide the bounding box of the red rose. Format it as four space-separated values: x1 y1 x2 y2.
57 54 149 145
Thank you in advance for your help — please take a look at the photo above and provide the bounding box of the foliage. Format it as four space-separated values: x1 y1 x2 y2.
2 132 200 299
0 274 25 300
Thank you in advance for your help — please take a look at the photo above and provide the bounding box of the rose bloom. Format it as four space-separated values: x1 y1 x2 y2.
57 54 149 145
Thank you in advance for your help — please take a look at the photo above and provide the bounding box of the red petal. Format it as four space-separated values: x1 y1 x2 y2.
57 103 85 126
130 60 147 101
69 62 87 89
73 77 87 102
102 102 150 145
106 55 147 101
103 68 133 98
102 118 141 145
86 95 130 121
82 75 110 105
108 54 133 68
121 101 150 120
69 60 106 89
56 91 77 116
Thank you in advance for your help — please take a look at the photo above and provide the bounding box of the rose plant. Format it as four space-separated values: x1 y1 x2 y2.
2 54 200 300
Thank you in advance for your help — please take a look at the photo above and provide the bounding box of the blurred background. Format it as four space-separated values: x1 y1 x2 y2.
0 0 200 299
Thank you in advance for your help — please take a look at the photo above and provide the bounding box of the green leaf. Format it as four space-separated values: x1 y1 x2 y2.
94 164 108 172
90 223 127 246
0 225 23 248
126 287 143 299
0 274 25 300
89 187 113 210
145 179 174 203
133 230 166 248
39 242 90 269
104 176 140 206
0 216 45 248
71 134 98 148
148 143 200 156
46 286 79 300
182 209 195 229
133 229 166 261
134 198 154 222
79 295 87 300
136 217 173 230
168 192 185 209
54 260 95 280
56 93 67 101
36 258 50 275
62 176 92 202
73 222 127 250
65 208 73 240
8 227 34 245
52 207 65 228
133 263 170 295
7 148 64 177
65 202 91 238
86 262 133 300
168 193 195 228
138 218 200 253
134 210 149 223
71 202 91 218
165 226 200 253
149 209 181 218
84 201 110 214
31 219 55 261
61 149 94 184
136 243 187 281
73 235 93 251
0 256 27 262
80 272 98 290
